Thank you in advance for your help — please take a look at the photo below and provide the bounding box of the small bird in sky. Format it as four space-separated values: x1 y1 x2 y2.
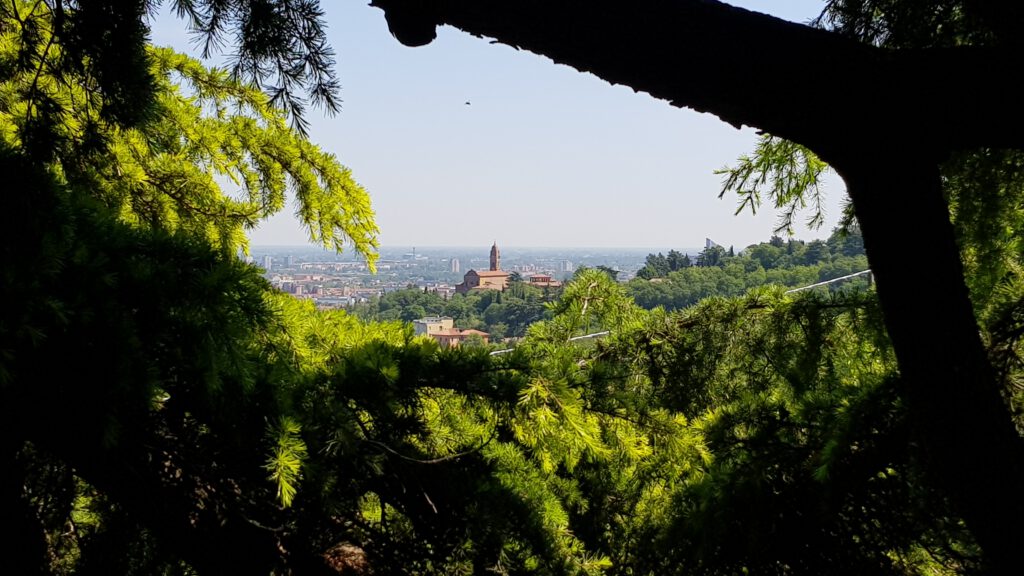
465 101 471 106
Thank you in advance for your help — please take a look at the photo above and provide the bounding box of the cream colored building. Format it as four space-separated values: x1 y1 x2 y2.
413 316 490 347
413 316 455 336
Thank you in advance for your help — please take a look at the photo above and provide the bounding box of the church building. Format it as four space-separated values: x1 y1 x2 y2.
455 242 510 294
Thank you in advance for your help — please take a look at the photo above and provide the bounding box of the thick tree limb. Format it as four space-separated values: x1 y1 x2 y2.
370 0 1024 155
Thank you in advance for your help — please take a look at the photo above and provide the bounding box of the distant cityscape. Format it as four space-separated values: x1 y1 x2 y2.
246 243 706 309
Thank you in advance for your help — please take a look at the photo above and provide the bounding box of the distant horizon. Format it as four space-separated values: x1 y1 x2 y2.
248 237 819 252
251 244 707 249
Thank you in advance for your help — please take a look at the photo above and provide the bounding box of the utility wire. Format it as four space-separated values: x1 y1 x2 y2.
489 330 610 356
784 270 871 293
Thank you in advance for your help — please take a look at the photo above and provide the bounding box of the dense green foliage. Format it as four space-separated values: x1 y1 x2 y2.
0 1 378 572
3 0 1024 574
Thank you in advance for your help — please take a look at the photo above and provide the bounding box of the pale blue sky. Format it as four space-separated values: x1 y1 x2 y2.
152 1 845 250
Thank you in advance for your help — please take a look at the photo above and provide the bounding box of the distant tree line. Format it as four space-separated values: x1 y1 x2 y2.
627 226 868 311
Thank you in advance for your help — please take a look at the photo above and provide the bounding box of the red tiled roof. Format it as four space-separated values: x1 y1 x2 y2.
433 328 490 337
467 269 509 277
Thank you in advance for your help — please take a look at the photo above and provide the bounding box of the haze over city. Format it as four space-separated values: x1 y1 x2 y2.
153 1 846 251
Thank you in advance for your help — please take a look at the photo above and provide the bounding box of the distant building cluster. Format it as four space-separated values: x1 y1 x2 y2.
248 240 682 310
267 271 380 307
413 316 490 347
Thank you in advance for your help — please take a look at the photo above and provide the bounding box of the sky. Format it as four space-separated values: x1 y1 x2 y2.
151 1 845 250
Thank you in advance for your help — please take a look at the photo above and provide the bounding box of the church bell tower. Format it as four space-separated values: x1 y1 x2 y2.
489 242 500 271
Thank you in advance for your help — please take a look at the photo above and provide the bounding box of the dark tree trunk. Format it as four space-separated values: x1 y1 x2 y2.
836 151 1024 572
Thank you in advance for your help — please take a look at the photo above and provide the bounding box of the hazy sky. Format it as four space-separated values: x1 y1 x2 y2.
152 1 845 250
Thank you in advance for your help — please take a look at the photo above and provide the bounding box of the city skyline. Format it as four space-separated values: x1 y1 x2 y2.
151 1 845 251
